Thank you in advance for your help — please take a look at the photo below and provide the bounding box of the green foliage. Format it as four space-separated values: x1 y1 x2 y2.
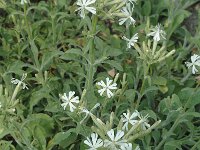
0 0 200 149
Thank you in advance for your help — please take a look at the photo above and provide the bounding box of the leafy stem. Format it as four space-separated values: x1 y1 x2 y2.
135 62 150 109
86 15 98 92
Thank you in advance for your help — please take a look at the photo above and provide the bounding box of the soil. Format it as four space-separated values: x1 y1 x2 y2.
183 2 200 35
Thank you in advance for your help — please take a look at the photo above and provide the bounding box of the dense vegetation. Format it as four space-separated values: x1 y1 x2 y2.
0 0 200 149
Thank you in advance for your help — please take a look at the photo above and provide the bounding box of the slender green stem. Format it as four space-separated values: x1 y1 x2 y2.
11 83 21 101
23 4 32 40
152 40 157 56
155 116 181 150
86 15 98 91
191 139 200 150
52 16 56 45
135 63 150 109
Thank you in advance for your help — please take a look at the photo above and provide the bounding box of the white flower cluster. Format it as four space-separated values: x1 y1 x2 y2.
83 110 150 150
60 77 117 112
84 130 140 150
75 0 137 28
122 110 150 131
122 23 167 49
185 54 200 74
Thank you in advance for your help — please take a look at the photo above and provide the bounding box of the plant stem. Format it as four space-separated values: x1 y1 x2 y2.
23 4 32 40
135 63 150 109
52 15 56 45
11 83 21 101
86 15 98 91
191 139 200 150
155 116 181 150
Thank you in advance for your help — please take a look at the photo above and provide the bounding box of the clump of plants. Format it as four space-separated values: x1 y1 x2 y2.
0 0 200 149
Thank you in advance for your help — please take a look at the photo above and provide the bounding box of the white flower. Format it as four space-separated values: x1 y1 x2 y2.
122 110 138 131
84 133 103 150
135 145 140 150
79 103 100 123
60 91 79 112
76 0 96 18
119 4 135 26
11 73 28 90
185 54 200 74
147 23 166 42
96 78 117 98
122 33 138 48
104 129 127 149
120 143 132 150
122 0 137 5
21 0 28 5
137 112 150 130
81 103 100 116
0 102 2 108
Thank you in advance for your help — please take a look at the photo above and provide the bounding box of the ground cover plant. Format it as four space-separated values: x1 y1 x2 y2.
0 0 200 149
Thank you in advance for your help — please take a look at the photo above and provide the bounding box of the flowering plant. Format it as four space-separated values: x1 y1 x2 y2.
0 0 199 150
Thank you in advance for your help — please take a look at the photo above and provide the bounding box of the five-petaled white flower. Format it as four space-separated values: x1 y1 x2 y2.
147 23 166 42
96 77 117 98
120 143 133 150
21 0 28 5
60 91 79 112
137 112 150 130
121 110 138 131
0 102 2 108
84 133 103 150
11 73 28 90
119 4 135 26
185 54 200 74
76 0 96 18
122 33 138 48
104 129 127 149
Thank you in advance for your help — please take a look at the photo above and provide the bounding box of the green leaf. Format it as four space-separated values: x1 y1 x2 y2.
142 0 151 16
183 112 200 118
186 89 200 108
0 140 15 150
167 10 190 39
6 60 26 75
26 114 54 138
124 89 136 102
106 48 123 57
158 94 182 115
76 124 91 137
104 60 123 71
164 140 182 150
29 86 51 113
60 133 77 149
60 48 89 62
0 0 6 9
152 76 167 86
47 129 75 149
30 40 40 68
40 51 63 71
33 126 46 150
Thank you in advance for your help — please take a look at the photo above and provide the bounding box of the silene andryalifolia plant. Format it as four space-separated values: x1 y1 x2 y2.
0 0 200 149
